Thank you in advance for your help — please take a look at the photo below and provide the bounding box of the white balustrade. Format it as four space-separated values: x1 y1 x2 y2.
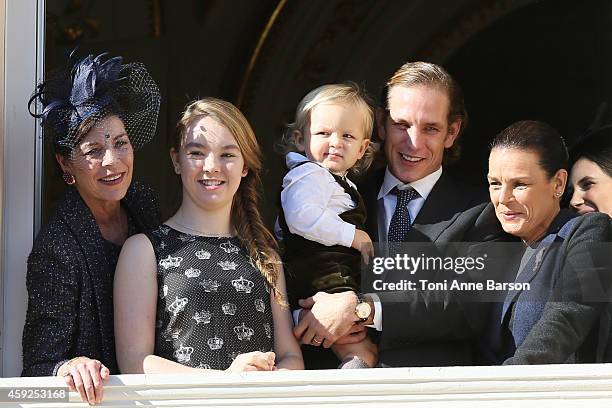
1 364 611 407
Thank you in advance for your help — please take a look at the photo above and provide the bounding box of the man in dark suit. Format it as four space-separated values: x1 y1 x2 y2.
362 61 486 244
294 61 502 367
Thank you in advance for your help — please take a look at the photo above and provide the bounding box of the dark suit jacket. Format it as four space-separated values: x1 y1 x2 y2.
359 168 504 367
21 182 160 376
499 211 612 364
360 169 488 243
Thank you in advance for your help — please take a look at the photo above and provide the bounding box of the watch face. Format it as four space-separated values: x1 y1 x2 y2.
356 302 371 319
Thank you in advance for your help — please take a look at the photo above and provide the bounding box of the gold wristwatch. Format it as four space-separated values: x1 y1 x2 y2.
355 292 372 323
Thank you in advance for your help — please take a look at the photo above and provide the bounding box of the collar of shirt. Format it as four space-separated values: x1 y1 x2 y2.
285 151 357 189
286 151 310 169
377 166 443 200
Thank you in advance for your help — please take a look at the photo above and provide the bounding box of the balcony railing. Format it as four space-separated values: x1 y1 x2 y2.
1 364 612 407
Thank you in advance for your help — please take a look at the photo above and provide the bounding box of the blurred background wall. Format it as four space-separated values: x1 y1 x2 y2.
42 0 612 224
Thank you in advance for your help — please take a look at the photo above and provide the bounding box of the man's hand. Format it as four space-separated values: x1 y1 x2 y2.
294 291 358 348
335 323 368 345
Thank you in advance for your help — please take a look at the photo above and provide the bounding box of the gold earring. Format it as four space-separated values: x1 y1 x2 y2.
62 172 76 185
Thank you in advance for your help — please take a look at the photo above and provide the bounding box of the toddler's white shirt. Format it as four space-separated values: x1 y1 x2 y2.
280 152 357 248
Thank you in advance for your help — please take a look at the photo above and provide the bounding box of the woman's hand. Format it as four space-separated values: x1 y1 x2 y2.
225 351 276 372
57 356 109 405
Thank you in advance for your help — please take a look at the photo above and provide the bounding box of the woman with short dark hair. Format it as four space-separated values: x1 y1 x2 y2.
486 120 612 364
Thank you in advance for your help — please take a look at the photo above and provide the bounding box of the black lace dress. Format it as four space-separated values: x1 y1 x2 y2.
146 225 274 370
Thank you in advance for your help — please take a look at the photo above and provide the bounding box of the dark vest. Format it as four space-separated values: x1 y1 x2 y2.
278 162 367 309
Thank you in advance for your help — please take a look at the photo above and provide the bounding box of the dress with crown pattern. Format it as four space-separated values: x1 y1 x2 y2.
146 225 274 370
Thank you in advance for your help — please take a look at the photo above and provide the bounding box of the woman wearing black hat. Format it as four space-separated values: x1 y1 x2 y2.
22 53 161 404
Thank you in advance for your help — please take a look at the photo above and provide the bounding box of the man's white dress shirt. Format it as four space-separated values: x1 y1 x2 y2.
368 166 443 331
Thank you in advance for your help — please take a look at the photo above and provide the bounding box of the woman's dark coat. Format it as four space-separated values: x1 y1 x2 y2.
22 182 160 376
501 210 612 364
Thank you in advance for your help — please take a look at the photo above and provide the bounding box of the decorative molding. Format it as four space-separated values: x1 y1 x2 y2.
419 0 535 63
237 0 287 108
6 364 612 406
290 0 379 84
148 0 163 38
46 0 100 45
237 1 385 114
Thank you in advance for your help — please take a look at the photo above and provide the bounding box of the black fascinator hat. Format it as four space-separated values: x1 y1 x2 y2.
570 103 612 164
567 102 612 180
28 52 161 156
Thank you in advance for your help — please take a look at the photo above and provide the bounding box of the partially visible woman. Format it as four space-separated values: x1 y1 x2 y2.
486 120 612 364
23 53 161 404
114 98 303 373
569 125 612 216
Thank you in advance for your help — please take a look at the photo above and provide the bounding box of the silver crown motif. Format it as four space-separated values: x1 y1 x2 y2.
159 241 167 250
221 302 237 315
218 261 238 271
159 255 183 270
160 284 168 299
193 310 212 324
196 249 211 260
174 344 194 363
231 276 254 293
263 323 272 339
207 336 224 350
254 298 265 313
234 323 255 341
184 267 201 278
220 241 240 253
178 234 196 243
168 296 188 316
199 279 221 292
196 362 211 370
162 328 181 342
158 226 170 235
